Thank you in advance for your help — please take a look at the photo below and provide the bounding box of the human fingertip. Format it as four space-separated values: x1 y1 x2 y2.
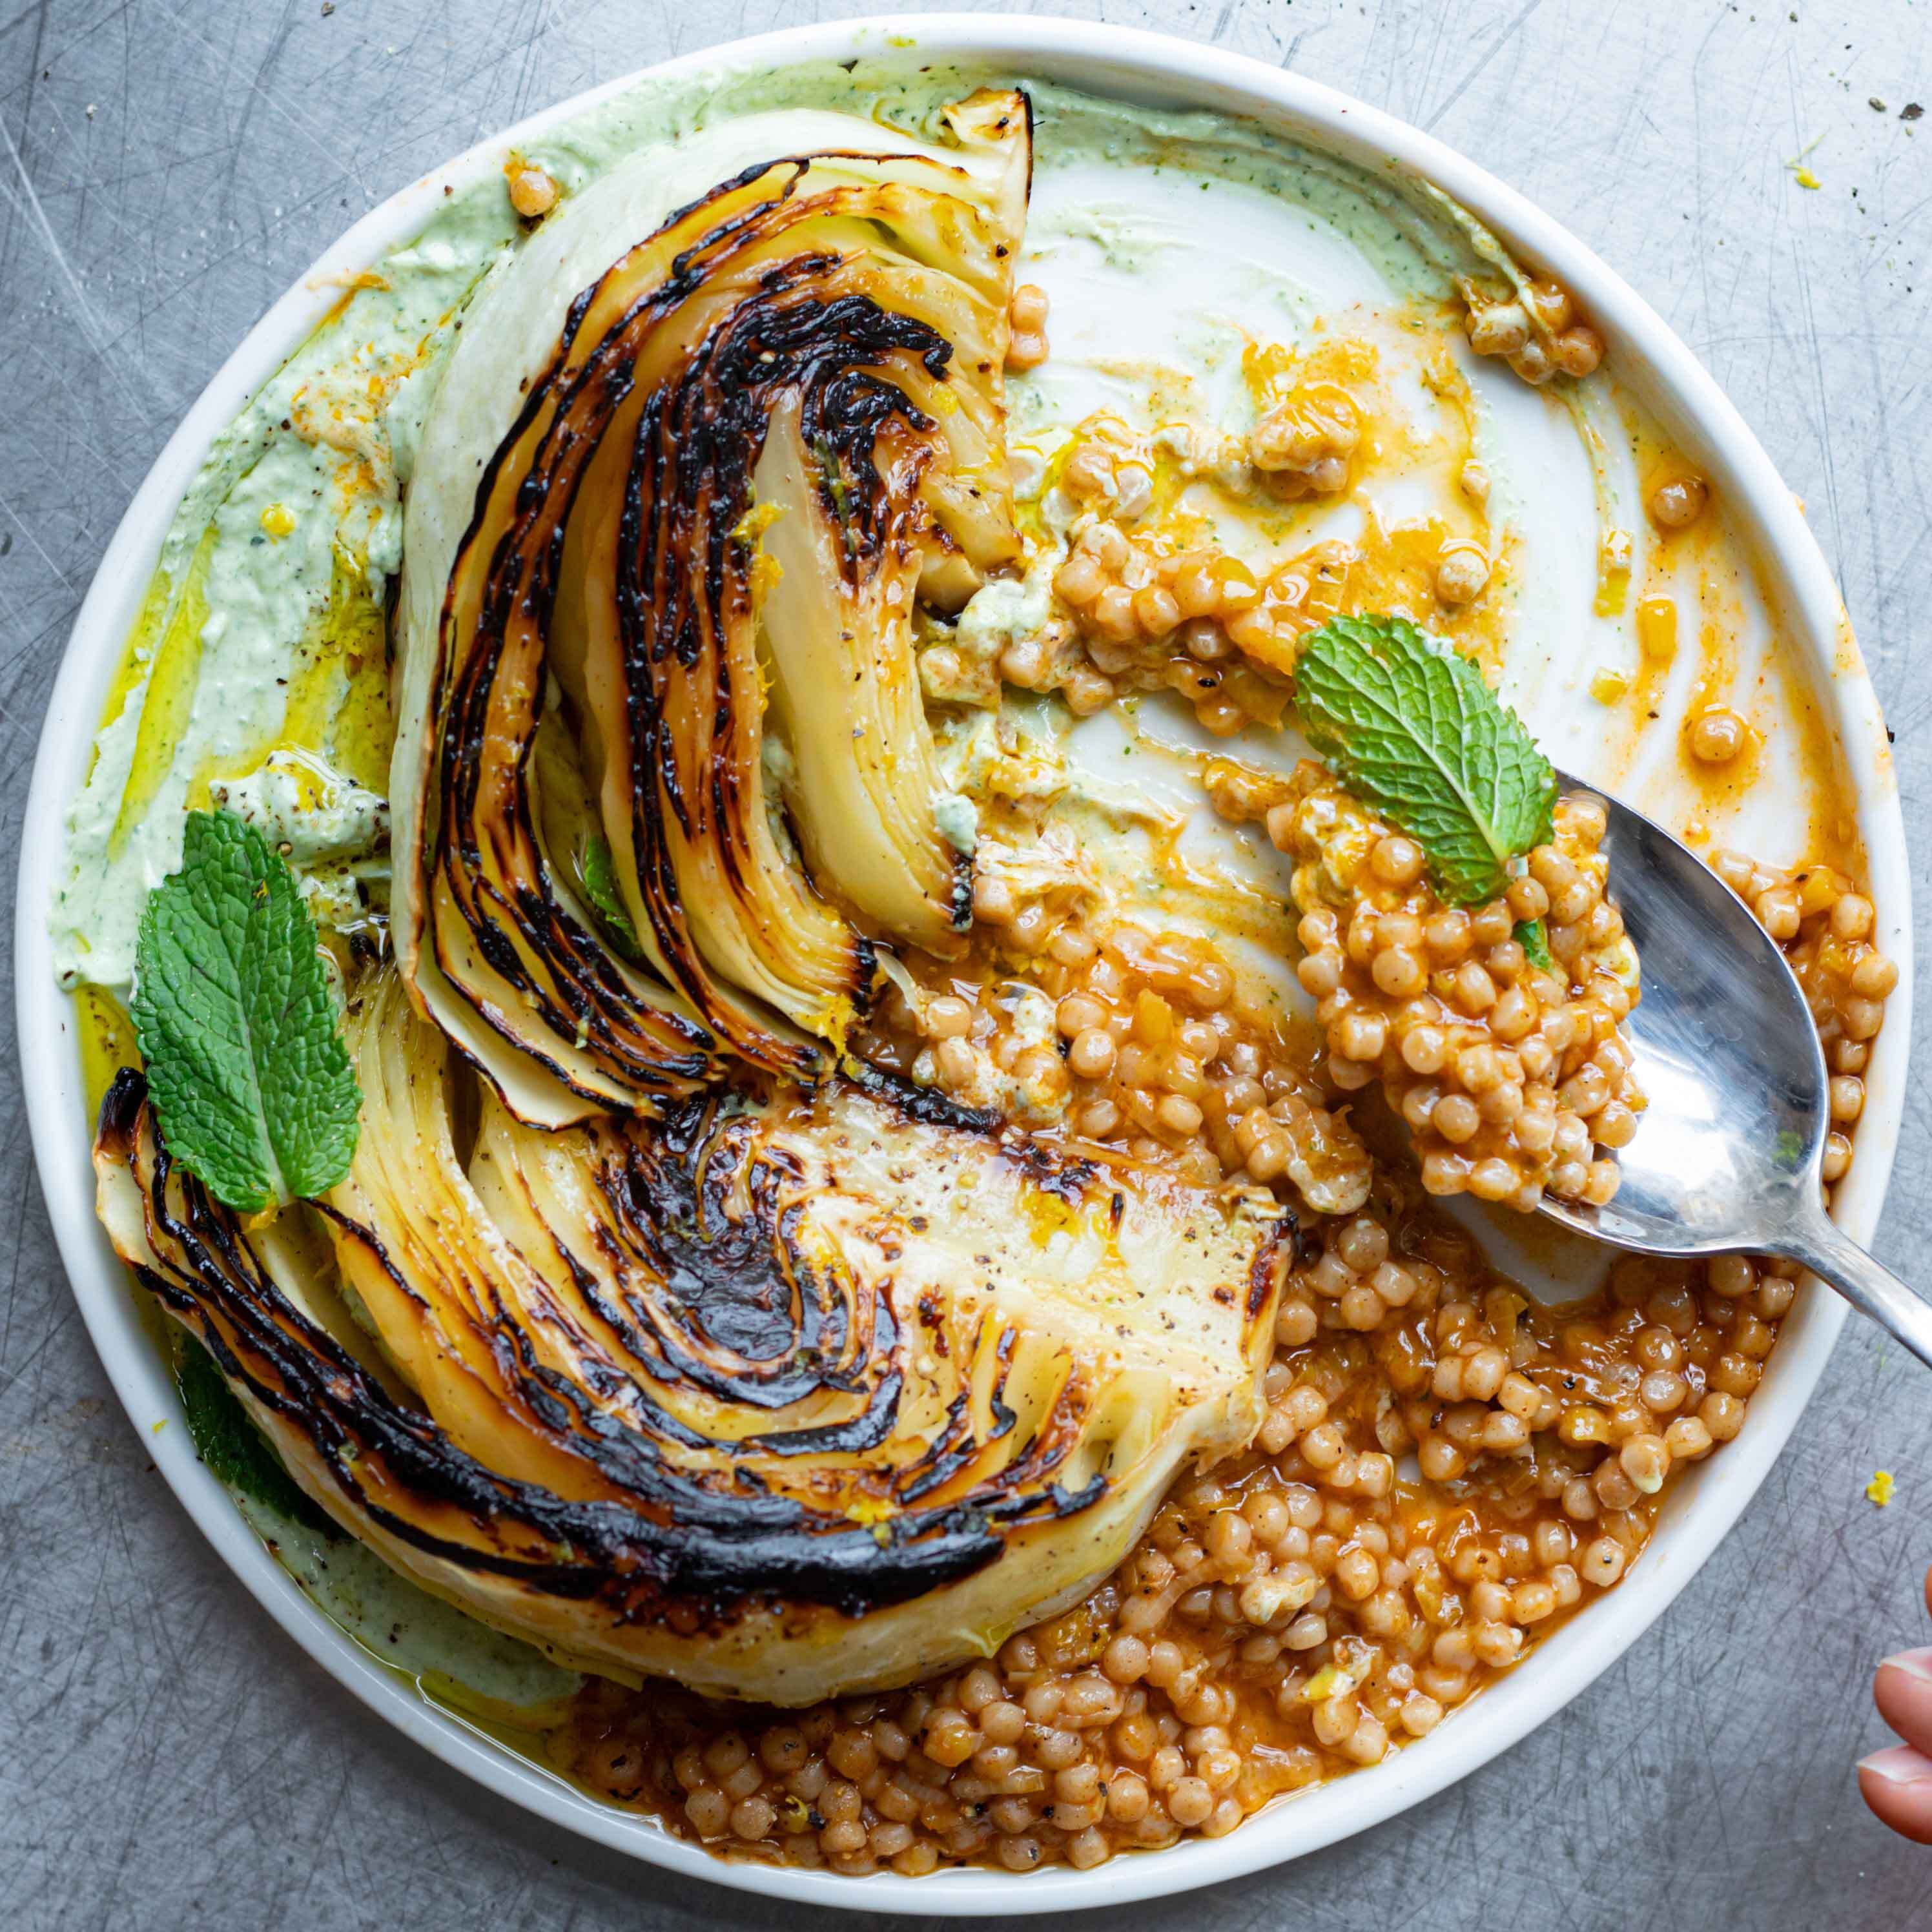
1878 1647 1932 1688
1860 1745 1932 1787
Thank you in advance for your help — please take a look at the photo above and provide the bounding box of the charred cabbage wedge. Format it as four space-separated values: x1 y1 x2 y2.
395 98 1029 1124
97 974 1288 1703
92 94 1297 1708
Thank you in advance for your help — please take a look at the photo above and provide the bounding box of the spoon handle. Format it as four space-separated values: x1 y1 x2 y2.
1784 1209 1932 1372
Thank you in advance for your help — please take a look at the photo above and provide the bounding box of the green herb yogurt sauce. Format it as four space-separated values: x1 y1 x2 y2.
49 61 1503 993
55 47 1800 1714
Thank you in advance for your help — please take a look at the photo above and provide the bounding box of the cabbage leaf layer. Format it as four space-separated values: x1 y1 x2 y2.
395 95 1029 1125
96 971 1287 1702
97 94 1297 1705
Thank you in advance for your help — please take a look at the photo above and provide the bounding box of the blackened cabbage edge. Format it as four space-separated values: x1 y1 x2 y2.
400 93 1035 1125
96 983 1289 1700
92 94 1294 1707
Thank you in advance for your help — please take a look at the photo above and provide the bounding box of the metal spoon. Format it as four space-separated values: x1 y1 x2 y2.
1534 781 1931 1366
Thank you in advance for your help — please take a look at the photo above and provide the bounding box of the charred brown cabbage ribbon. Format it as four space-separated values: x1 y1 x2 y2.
96 969 1288 1703
96 96 1298 1707
396 95 1029 1127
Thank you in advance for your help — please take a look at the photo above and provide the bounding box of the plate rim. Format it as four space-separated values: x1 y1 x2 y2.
14 11 1913 1916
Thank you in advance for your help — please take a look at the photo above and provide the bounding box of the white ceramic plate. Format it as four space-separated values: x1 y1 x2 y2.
15 14 1912 1916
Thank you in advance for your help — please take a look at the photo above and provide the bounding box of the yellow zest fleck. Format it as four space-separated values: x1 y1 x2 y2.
748 552 784 605
151 1417 167 1433
732 501 783 548
1589 667 1631 704
845 1494 894 1546
260 502 296 539
1867 1469 1895 1507
1793 167 1822 190
1023 1187 1083 1247
733 499 786 602
814 991 858 1057
1785 136 1825 190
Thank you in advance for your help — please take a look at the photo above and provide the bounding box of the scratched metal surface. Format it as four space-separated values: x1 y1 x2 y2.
2 3 1929 1927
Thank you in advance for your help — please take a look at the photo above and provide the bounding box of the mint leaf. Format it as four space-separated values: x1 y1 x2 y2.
1515 918 1553 971
130 810 360 1210
174 1333 338 1536
1292 613 1556 906
579 834 644 961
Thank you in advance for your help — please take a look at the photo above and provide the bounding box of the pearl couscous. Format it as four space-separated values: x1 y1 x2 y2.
542 276 1895 1876
61 64 1896 1889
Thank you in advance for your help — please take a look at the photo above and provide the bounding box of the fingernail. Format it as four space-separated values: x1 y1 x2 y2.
1879 1647 1932 1685
1860 1746 1932 1785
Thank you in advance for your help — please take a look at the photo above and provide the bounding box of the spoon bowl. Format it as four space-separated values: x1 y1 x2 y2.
1538 781 1929 1363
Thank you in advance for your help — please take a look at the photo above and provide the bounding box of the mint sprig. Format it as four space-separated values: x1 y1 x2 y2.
130 810 361 1211
1292 613 1556 906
